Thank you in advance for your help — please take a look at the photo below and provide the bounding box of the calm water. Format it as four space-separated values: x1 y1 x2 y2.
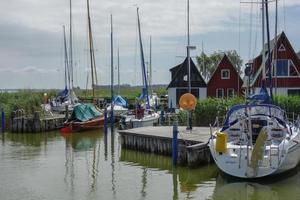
1 129 300 200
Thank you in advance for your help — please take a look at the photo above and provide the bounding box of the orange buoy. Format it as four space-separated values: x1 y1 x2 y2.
179 93 197 111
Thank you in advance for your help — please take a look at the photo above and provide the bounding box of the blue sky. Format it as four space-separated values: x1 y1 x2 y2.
0 0 299 89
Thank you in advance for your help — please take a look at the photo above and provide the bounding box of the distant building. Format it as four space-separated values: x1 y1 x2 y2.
207 54 243 98
244 31 300 96
167 57 207 108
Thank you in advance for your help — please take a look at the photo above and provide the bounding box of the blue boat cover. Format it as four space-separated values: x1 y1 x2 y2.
247 86 271 104
71 103 102 122
113 95 128 107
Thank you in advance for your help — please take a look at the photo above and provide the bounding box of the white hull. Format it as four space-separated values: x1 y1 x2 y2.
120 112 159 129
209 104 300 179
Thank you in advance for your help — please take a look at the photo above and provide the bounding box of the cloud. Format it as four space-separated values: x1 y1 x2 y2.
0 0 299 89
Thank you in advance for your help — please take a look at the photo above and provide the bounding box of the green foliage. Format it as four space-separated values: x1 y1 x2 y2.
0 91 43 118
196 50 243 80
177 96 300 127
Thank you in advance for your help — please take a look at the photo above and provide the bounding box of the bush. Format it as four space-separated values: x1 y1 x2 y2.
177 96 300 127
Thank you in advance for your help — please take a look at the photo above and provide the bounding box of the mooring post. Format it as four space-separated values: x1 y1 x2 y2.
172 120 178 165
65 105 69 120
160 107 165 125
110 104 114 128
1 108 5 133
104 107 108 135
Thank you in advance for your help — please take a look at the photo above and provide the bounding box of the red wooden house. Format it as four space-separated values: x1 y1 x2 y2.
245 31 300 95
207 54 243 98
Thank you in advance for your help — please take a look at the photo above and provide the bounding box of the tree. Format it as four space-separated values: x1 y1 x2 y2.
196 50 243 80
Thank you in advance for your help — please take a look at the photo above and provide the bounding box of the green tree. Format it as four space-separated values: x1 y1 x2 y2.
196 50 243 80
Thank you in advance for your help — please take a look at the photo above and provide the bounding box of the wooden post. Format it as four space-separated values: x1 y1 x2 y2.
172 121 178 165
104 107 108 135
1 108 5 133
160 107 164 126
65 105 69 120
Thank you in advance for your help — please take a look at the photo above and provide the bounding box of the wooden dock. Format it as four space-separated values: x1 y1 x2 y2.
118 126 213 167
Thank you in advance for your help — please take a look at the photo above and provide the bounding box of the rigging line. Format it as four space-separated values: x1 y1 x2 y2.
248 0 254 60
134 7 138 86
238 2 241 58
252 3 260 58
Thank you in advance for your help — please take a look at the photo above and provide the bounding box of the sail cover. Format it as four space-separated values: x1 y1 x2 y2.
113 95 128 107
71 103 102 122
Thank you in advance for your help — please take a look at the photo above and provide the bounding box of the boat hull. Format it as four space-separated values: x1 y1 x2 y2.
65 116 105 132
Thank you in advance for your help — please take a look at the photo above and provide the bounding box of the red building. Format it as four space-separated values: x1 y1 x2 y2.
245 31 300 95
207 54 243 98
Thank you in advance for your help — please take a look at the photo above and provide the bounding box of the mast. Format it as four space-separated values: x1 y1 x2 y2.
117 48 120 95
110 14 114 126
262 0 266 80
87 0 97 100
63 25 69 91
149 36 152 95
69 0 74 101
274 0 278 95
265 0 273 100
137 8 150 108
187 0 191 94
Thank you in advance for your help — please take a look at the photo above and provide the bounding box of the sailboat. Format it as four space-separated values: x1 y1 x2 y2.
50 0 78 113
62 0 104 132
105 21 128 117
119 8 159 129
208 0 300 178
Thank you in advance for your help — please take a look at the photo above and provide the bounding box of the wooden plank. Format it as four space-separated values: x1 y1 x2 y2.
118 126 210 144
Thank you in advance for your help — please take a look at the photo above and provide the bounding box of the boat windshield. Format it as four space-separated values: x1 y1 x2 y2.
224 104 286 126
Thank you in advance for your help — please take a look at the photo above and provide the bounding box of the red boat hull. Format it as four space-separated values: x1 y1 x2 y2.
65 117 105 132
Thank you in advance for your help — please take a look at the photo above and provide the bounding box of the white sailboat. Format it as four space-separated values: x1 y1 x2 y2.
119 8 159 129
208 0 300 179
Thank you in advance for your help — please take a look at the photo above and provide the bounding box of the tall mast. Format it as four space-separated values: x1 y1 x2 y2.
63 25 69 90
265 0 273 100
69 0 74 91
187 0 191 94
117 48 120 95
274 0 278 95
149 36 152 95
87 0 97 100
137 8 150 108
110 14 114 125
262 0 266 80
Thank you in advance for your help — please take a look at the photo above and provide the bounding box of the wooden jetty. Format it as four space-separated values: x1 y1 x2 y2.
118 126 212 168
10 112 65 133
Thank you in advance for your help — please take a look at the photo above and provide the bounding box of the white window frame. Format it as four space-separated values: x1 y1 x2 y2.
216 88 224 98
227 88 235 98
278 44 286 52
221 69 230 79
274 59 300 77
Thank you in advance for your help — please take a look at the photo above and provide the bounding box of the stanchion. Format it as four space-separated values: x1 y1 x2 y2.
172 120 178 165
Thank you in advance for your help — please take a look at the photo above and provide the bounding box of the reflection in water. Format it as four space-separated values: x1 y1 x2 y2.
62 130 103 193
120 148 218 198
212 166 300 200
2 130 300 200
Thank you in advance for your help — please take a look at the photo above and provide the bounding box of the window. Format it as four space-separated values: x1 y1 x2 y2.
216 89 224 98
221 69 230 79
275 59 299 77
227 88 235 98
278 44 286 52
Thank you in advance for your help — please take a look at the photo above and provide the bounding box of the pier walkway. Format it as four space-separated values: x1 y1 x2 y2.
118 126 213 167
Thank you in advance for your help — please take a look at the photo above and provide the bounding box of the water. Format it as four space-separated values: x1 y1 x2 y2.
0 130 300 200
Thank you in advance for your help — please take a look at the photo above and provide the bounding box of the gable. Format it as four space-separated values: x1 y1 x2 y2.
207 55 243 86
250 31 300 87
167 57 207 88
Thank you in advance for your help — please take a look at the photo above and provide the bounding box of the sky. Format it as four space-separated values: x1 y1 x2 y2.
0 0 300 89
